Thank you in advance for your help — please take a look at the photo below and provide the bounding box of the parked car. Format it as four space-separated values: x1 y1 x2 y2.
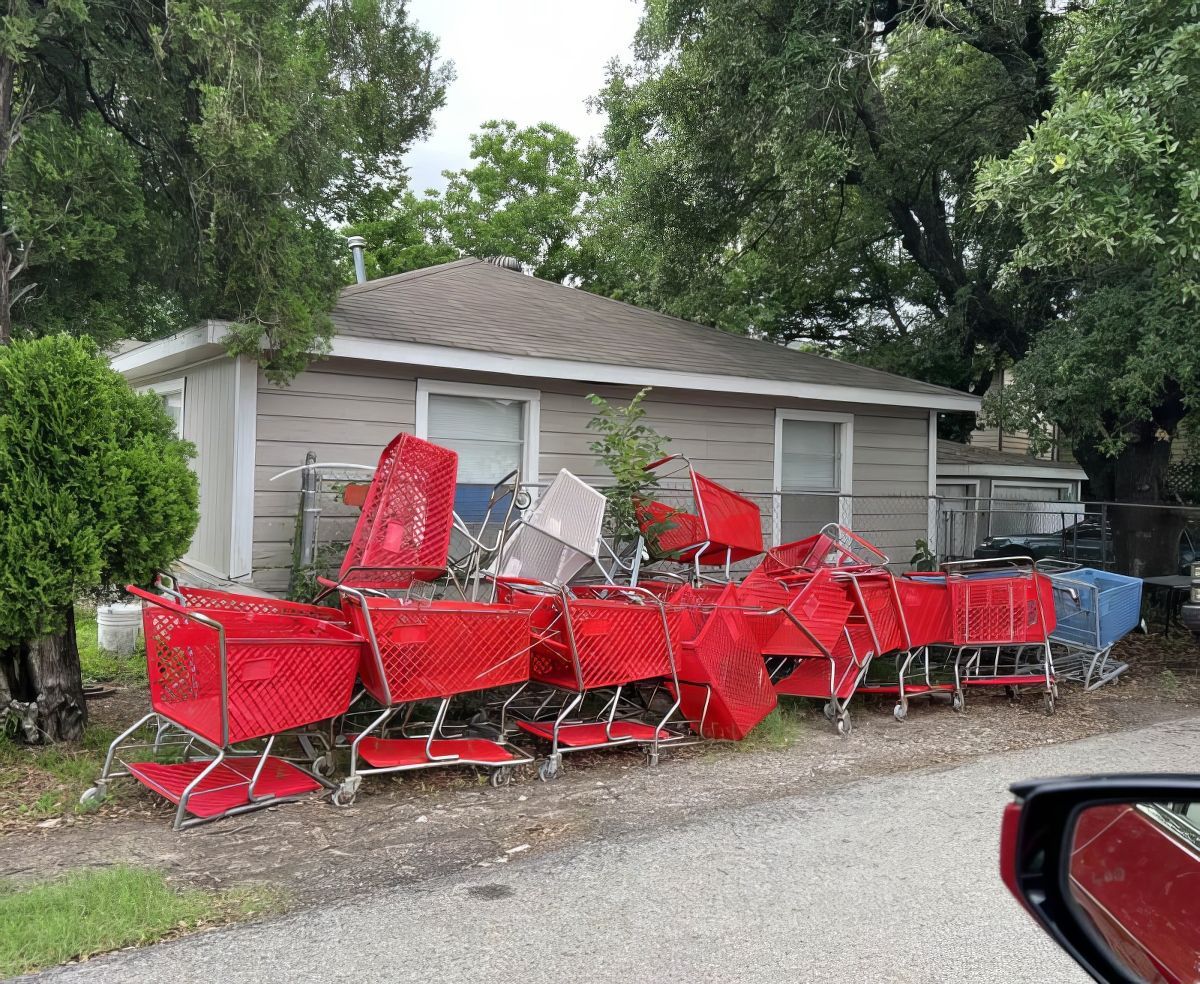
1001 774 1200 983
974 519 1198 575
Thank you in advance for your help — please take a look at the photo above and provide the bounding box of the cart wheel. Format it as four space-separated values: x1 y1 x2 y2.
79 784 106 808
489 766 513 789
1043 692 1056 716
951 691 965 713
312 755 334 778
835 713 852 736
1004 685 1018 702
823 701 837 722
537 758 560 782
893 704 907 722
515 490 532 510
644 748 660 768
331 783 357 807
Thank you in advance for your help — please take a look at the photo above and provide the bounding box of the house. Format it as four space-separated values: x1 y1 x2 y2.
936 439 1088 560
111 258 979 594
969 367 1076 462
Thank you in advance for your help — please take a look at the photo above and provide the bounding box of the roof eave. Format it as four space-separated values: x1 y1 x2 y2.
327 336 982 411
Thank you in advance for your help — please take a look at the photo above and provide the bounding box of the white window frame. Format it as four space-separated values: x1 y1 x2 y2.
772 409 854 544
415 378 541 491
138 377 186 434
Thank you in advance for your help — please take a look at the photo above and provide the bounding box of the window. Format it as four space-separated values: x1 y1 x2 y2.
139 379 185 435
773 411 852 544
416 380 540 522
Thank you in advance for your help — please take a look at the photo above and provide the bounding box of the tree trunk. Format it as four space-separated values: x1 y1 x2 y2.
1110 423 1186 578
0 607 88 743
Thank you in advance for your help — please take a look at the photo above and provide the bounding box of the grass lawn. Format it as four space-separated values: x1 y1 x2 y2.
739 698 811 751
0 867 277 978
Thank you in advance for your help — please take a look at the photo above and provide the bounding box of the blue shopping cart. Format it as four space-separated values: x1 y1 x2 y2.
1038 561 1142 690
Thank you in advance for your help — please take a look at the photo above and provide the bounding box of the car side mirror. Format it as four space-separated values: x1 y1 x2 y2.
1001 776 1200 983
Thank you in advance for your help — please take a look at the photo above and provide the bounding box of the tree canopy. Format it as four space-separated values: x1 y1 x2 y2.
349 120 587 282
1 0 451 379
0 335 199 739
974 0 1199 501
577 0 1070 412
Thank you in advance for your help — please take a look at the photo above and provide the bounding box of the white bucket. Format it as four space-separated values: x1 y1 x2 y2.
97 602 143 654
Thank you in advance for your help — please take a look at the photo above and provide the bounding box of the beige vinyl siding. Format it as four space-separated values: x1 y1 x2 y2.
254 362 416 592
141 358 237 576
251 358 935 592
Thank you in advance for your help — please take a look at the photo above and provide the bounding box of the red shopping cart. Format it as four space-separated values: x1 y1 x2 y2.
331 588 535 802
636 455 764 580
938 558 1059 713
503 584 685 778
83 587 361 828
664 583 777 741
338 432 459 591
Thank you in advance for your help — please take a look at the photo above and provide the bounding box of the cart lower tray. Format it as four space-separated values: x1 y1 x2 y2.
356 736 523 768
516 720 669 747
127 757 320 819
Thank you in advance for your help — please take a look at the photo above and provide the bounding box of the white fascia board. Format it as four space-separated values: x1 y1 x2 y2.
937 462 1088 481
328 336 982 412
109 322 231 379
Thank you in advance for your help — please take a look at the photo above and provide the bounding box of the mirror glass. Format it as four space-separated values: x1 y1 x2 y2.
1068 800 1200 984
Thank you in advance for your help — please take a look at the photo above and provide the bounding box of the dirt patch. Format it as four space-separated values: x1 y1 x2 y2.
2 633 1197 907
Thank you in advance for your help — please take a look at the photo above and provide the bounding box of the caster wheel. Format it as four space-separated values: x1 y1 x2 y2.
1043 692 1056 716
311 755 334 778
489 766 513 788
1005 685 1018 702
893 704 907 722
823 701 837 722
331 782 357 807
644 749 660 767
537 758 560 782
835 714 852 736
79 784 106 808
951 692 965 713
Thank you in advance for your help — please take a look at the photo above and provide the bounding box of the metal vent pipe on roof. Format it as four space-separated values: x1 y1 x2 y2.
485 255 524 272
347 236 367 284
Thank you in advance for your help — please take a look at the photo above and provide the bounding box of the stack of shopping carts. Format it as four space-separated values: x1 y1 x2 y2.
87 428 1146 829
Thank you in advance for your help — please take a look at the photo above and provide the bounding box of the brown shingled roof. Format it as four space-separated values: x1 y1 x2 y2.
331 258 974 402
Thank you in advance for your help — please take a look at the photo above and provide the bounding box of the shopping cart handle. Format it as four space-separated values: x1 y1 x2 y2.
124 585 223 631
643 454 681 472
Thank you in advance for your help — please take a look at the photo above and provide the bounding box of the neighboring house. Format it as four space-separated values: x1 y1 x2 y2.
112 258 979 594
936 439 1088 559
970 367 1075 462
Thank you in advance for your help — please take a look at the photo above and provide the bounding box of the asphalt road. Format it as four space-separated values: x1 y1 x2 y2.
40 716 1200 983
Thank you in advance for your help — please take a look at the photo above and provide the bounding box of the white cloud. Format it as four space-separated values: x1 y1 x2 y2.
404 0 642 193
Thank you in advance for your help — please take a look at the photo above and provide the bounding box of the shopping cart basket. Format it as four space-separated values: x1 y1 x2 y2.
83 587 361 828
665 583 777 741
338 432 459 591
636 454 763 580
938 559 1059 713
332 589 535 802
1038 560 1142 690
759 524 890 577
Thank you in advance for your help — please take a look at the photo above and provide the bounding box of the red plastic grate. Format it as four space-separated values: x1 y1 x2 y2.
174 588 346 624
127 757 319 819
144 607 361 745
530 597 673 691
341 434 458 590
347 599 531 705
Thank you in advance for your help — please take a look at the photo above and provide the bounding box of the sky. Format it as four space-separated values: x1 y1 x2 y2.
403 0 643 193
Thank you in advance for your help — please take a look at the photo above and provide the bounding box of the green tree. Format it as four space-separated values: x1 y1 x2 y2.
349 120 587 281
1 1 451 377
0 336 199 742
580 0 1068 416
974 0 1199 572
